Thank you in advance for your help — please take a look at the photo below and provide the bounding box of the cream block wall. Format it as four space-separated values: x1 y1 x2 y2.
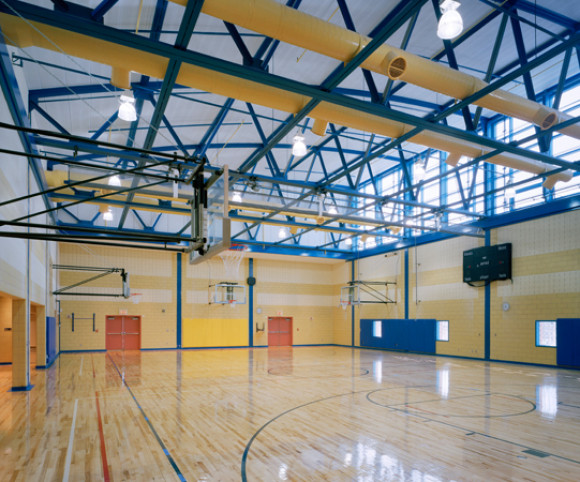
491 210 580 364
252 258 338 347
58 245 178 350
409 236 485 358
332 261 351 346
0 77 57 375
354 251 405 346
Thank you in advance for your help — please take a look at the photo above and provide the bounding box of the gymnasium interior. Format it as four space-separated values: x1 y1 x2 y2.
0 0 579 480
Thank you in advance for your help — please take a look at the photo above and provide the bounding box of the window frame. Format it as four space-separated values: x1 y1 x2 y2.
436 320 449 342
373 320 382 338
535 320 557 348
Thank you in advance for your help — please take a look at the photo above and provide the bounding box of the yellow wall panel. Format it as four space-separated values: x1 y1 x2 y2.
183 318 248 347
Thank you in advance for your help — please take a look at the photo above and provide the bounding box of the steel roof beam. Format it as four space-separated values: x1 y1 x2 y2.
91 0 119 22
235 0 428 174
509 11 550 153
473 12 508 130
0 26 54 221
5 0 572 173
29 99 70 135
118 0 204 228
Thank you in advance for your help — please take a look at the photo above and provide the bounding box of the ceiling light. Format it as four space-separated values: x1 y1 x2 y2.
103 208 114 222
108 175 121 187
278 227 287 239
118 91 137 122
327 205 338 215
232 191 242 203
292 135 307 156
437 0 463 40
345 237 353 246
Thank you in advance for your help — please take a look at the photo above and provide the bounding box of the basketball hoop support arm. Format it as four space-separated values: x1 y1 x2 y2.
52 264 130 298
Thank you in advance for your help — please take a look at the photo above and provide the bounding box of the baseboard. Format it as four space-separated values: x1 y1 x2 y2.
60 349 107 353
9 384 34 392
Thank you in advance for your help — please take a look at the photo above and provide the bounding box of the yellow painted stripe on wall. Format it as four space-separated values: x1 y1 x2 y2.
183 318 248 347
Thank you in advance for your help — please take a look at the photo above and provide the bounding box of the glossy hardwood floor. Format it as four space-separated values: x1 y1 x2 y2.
1 347 580 481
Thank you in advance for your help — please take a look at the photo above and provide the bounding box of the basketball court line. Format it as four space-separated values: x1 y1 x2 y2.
368 392 580 465
242 384 580 480
78 356 83 377
62 399 78 482
106 353 187 482
91 355 110 482
367 390 536 418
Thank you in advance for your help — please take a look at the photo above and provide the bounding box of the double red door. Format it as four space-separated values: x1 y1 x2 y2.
268 317 292 346
106 315 141 350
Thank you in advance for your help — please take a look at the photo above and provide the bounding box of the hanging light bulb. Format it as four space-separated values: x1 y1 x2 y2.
292 135 307 156
278 227 287 239
232 191 242 203
327 205 338 215
103 207 114 222
108 175 121 187
437 0 463 40
118 91 137 122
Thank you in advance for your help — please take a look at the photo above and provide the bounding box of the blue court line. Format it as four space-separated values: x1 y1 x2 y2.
241 389 372 481
366 388 580 466
107 354 187 481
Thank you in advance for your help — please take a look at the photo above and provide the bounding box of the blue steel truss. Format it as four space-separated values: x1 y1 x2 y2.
0 0 578 258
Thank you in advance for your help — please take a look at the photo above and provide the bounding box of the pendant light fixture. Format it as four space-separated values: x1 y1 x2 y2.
118 91 137 122
437 0 463 40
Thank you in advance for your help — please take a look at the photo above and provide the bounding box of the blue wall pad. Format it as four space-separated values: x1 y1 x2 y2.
360 318 436 354
556 318 580 368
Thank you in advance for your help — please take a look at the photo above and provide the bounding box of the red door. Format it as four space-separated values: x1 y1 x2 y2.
123 316 141 350
268 317 279 346
279 318 292 346
106 316 141 350
268 317 292 346
106 316 123 350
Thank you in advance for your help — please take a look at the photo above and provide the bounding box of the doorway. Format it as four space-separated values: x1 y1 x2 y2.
106 315 141 350
268 317 293 346
0 295 12 364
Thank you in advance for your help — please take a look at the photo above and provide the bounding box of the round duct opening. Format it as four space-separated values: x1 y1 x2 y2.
540 112 557 130
386 56 407 79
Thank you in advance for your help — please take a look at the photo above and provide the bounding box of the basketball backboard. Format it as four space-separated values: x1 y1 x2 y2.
189 165 231 265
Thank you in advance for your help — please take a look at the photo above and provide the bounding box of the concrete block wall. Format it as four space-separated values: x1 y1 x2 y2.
58 244 178 350
0 68 57 375
353 250 405 346
490 210 580 364
251 256 338 347
410 236 485 358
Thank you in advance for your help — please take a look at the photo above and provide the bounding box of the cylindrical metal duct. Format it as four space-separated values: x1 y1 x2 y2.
0 13 572 188
170 0 579 140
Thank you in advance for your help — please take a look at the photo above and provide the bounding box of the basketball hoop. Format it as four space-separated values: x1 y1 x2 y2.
229 299 237 308
341 302 351 310
130 293 143 304
219 244 248 279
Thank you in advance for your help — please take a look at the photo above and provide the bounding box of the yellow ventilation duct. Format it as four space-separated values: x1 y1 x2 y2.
168 0 579 140
0 13 572 188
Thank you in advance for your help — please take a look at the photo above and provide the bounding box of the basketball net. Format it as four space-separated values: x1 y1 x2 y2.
131 293 143 304
219 244 246 280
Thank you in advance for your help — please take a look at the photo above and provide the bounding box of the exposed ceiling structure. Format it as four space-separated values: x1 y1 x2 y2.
0 0 578 259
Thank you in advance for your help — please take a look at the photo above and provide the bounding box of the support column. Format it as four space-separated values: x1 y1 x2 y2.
176 253 182 349
12 299 32 390
248 258 254 347
36 305 46 368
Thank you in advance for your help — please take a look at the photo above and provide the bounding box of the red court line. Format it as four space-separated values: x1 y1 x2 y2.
95 391 111 482
91 355 111 482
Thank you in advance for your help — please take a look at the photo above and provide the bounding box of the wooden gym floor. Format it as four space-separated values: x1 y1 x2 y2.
1 347 580 481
